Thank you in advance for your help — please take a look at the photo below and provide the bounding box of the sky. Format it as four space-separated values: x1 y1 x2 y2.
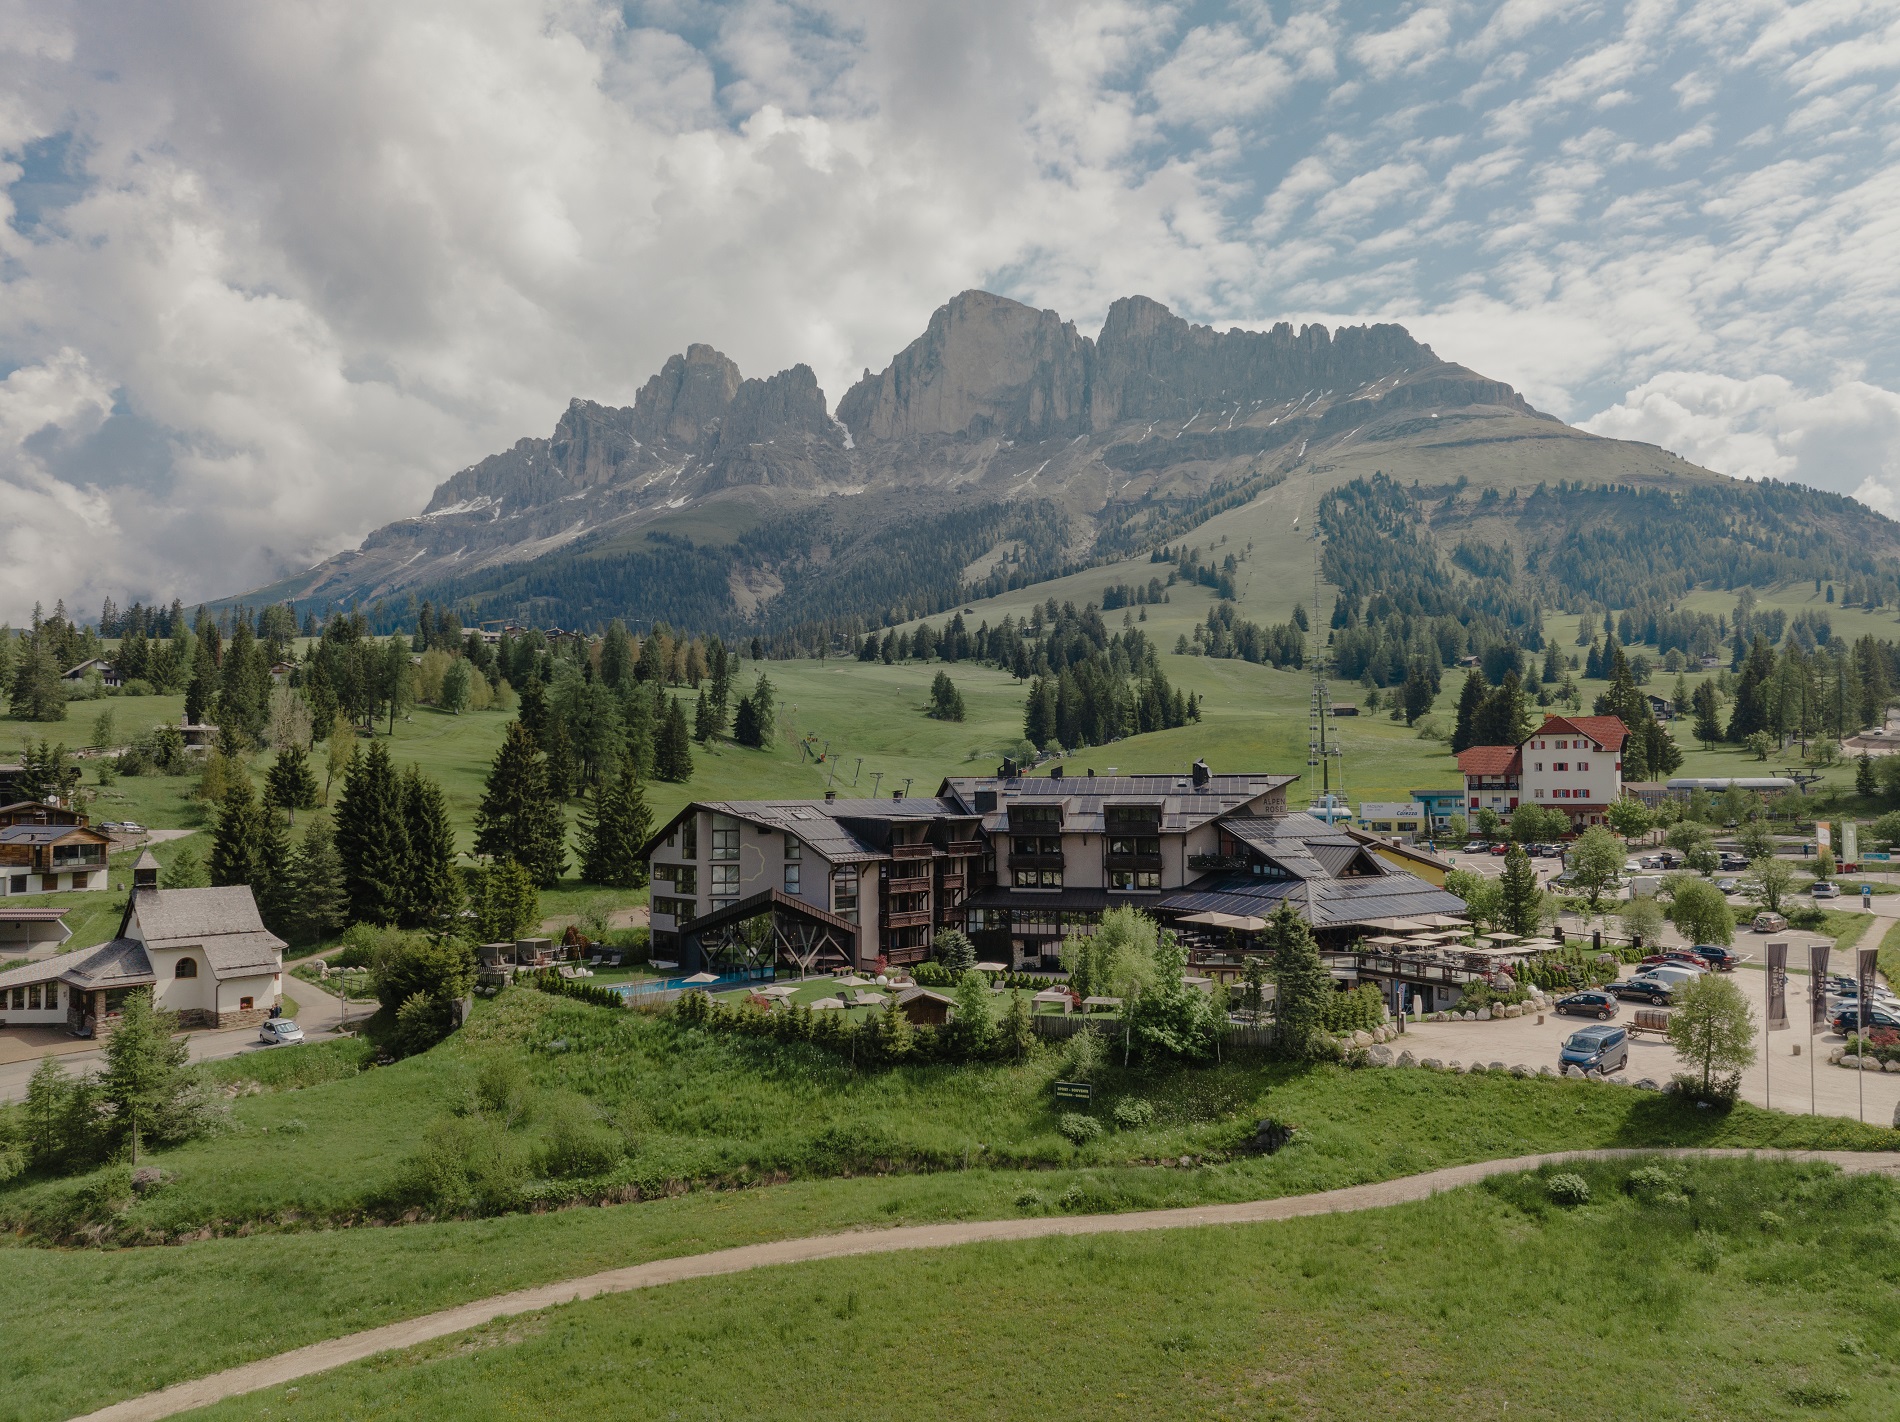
2 0 1898 623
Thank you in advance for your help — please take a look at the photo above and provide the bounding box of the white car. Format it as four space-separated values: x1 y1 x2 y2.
258 1018 304 1046
1634 965 1704 990
119 821 145 834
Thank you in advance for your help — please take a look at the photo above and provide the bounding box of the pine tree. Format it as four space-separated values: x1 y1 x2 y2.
874 993 915 1061
1727 635 1777 741
1266 902 1333 1057
333 741 410 925
210 778 271 890
101 990 189 1166
184 634 217 728
400 765 460 928
473 721 569 886
693 688 717 742
578 756 653 888
927 671 966 722
653 697 694 781
283 817 350 945
1499 844 1542 936
1691 679 1722 748
1858 754 1877 797
218 618 269 745
1450 671 1487 751
263 744 320 823
732 695 764 749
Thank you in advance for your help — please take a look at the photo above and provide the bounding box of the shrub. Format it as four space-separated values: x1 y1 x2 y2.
1058 1026 1108 1081
1546 1172 1592 1207
1320 983 1385 1033
392 991 458 1057
398 1114 529 1216
535 1096 625 1179
1111 1097 1156 1130
1057 1112 1102 1145
1014 1189 1045 1211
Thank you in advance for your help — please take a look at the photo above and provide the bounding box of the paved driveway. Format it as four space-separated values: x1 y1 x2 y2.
1401 964 1900 1124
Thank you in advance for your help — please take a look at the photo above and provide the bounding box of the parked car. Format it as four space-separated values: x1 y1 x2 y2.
98 820 122 832
1463 841 1490 854
1624 860 1645 874
1719 852 1749 871
1555 990 1619 1021
1551 872 1578 889
1611 978 1675 1005
1560 1024 1631 1075
119 821 144 834
1641 949 1711 971
1639 855 1663 870
258 1018 305 1046
1830 1001 1900 1035
1490 843 1510 856
1715 877 1740 893
1811 881 1842 899
1752 911 1789 933
1633 965 1703 992
1693 944 1743 971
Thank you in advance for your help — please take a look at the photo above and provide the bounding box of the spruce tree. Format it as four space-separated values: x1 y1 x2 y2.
210 778 271 890
732 695 764 749
264 744 320 823
184 635 216 728
283 817 350 945
1499 844 1542 936
101 990 189 1166
1691 680 1722 748
400 765 461 928
218 618 269 745
693 688 716 743
578 755 653 888
474 721 569 886
653 697 694 781
1266 903 1333 1057
1727 635 1777 741
333 740 410 925
1858 754 1877 797
1450 671 1487 751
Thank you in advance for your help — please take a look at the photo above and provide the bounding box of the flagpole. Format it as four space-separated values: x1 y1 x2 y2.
1764 959 1771 1113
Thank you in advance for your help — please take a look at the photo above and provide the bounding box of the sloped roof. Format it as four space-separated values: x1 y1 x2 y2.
1161 873 1469 931
126 886 285 979
939 772 1295 833
1536 714 1629 750
1456 746 1520 776
0 937 155 992
0 823 111 846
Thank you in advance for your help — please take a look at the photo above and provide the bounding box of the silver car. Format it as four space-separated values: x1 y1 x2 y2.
258 1018 304 1046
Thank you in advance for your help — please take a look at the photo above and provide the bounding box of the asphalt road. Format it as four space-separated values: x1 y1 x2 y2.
0 974 349 1102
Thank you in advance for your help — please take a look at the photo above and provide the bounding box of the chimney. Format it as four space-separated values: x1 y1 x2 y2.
1191 758 1212 790
1086 768 1095 778
999 756 1019 778
1049 763 1063 779
825 789 837 802
892 789 905 800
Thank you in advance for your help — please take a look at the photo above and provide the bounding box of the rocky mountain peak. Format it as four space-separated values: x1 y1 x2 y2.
633 342 744 448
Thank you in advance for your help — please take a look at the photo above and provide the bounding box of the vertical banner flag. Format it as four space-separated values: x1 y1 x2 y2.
1817 822 1833 854
1843 819 1859 867
1810 944 1831 1029
1858 947 1880 1034
1765 943 1789 1032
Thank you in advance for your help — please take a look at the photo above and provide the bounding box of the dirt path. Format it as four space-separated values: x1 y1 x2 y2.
74 1147 1900 1422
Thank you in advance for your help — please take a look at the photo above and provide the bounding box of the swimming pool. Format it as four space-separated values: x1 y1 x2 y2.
614 971 773 996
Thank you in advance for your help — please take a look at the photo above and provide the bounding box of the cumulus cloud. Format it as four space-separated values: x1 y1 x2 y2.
0 0 1897 618
1581 372 1900 509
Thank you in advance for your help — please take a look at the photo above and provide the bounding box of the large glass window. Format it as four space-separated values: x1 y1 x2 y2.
1108 836 1161 857
1109 869 1160 891
681 816 698 860
710 863 740 903
710 815 740 861
674 865 698 896
784 862 801 895
832 867 859 922
1015 867 1063 889
784 834 802 860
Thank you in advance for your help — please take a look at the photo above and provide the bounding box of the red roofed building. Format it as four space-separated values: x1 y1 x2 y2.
1459 715 1632 830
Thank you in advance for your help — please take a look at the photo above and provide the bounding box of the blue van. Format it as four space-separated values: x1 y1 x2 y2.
1559 1024 1629 1076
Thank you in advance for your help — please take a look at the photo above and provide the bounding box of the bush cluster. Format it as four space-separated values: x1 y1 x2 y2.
524 971 626 1011
672 982 1037 1067
1319 983 1386 1034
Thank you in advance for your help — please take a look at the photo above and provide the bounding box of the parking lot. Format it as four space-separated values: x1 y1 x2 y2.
1402 963 1900 1123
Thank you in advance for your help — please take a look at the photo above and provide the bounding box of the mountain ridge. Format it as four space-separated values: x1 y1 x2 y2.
229 289 1873 634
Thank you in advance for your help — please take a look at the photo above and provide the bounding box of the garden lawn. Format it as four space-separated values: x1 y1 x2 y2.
183 1155 1900 1421
0 1003 1895 1418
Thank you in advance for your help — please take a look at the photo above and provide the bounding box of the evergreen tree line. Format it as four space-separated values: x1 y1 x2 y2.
1182 599 1307 669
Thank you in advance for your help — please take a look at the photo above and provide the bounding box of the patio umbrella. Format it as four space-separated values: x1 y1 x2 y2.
683 972 720 984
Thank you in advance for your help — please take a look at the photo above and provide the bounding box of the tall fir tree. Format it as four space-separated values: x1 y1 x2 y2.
1450 671 1487 751
653 697 694 781
209 777 285 896
263 744 320 823
578 755 654 888
732 694 764 749
218 617 270 746
474 721 569 886
400 765 461 928
1498 844 1542 936
1266 902 1334 1057
184 635 217 728
282 817 350 945
1691 679 1722 748
693 688 717 743
1727 634 1777 742
333 740 410 925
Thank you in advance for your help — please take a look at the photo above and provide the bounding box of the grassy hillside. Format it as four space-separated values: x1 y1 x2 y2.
183 1156 1900 1421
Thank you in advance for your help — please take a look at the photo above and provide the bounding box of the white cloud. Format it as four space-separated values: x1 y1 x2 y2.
1 0 1899 617
1581 372 1900 508
1350 8 1452 80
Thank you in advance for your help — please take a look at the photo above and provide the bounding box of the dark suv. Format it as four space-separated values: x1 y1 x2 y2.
1555 990 1619 1020
1560 1024 1630 1075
